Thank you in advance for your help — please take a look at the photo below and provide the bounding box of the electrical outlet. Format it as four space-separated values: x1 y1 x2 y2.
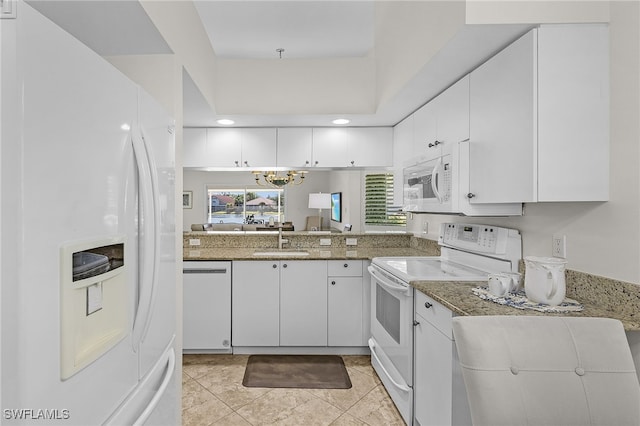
552 235 566 258
320 238 332 246
346 238 357 246
189 238 201 246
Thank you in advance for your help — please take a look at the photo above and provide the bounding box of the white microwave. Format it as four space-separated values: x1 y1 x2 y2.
403 142 522 216
404 154 453 213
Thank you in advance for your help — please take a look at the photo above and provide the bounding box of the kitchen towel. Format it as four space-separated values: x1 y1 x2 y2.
472 286 584 313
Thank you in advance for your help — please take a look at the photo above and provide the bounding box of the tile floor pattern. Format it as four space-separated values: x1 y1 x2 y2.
182 354 405 426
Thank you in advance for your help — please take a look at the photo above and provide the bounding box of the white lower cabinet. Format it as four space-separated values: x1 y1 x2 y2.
231 259 369 349
327 260 365 347
232 261 280 346
414 291 471 426
280 261 328 346
183 261 232 351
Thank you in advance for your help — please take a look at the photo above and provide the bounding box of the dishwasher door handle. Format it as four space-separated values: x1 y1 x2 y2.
183 269 228 274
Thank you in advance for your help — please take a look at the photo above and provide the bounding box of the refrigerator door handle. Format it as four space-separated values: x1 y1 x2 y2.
131 128 160 350
132 347 175 426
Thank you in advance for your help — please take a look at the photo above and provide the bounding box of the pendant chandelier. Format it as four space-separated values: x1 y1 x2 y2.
252 170 307 187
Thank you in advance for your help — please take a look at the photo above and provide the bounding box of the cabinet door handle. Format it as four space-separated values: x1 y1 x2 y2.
331 281 336 285
343 263 348 268
314 161 319 166
234 160 239 167
428 140 441 148
283 263 288 268
424 301 433 309
244 161 249 167
272 264 277 269
413 320 420 326
466 193 475 199
350 160 355 166
305 160 310 165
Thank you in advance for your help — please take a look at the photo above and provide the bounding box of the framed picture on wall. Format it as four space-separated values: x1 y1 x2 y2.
183 191 193 209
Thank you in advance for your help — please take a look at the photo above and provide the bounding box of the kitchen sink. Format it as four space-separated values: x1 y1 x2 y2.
252 250 309 257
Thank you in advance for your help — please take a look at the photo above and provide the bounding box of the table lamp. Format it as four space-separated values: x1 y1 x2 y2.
308 193 331 231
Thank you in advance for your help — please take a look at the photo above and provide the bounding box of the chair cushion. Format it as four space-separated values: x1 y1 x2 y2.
452 316 640 426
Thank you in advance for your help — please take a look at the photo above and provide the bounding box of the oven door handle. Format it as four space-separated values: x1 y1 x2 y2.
368 338 410 393
368 266 412 297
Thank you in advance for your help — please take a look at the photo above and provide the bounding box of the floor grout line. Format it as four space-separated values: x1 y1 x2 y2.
182 354 404 426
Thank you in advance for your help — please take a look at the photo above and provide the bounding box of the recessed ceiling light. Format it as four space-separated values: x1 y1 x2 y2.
332 118 350 125
217 119 235 125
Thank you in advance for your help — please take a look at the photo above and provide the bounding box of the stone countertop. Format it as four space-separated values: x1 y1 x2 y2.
184 247 426 261
411 280 640 331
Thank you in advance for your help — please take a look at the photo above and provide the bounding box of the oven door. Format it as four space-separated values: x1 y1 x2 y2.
368 264 414 424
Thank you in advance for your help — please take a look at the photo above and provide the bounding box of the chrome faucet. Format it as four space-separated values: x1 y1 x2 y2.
278 226 289 250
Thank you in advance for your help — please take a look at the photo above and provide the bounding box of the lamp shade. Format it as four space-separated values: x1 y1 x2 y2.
308 193 331 209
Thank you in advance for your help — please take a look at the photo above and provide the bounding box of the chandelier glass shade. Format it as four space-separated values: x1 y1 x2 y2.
252 170 307 187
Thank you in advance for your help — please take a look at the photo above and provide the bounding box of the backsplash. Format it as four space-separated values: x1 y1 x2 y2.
565 270 640 320
183 232 413 250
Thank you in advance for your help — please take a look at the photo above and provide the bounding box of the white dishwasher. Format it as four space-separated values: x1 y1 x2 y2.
183 261 232 353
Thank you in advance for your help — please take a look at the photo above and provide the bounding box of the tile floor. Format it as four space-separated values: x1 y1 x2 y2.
182 354 405 426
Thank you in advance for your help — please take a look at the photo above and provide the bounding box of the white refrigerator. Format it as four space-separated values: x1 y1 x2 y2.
1 1 179 424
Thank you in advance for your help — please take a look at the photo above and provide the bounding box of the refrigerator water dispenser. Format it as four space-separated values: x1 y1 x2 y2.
60 237 127 380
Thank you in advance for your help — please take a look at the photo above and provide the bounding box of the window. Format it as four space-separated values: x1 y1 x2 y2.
207 187 285 224
364 173 406 227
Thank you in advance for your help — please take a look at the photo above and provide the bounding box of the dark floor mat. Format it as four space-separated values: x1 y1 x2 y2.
242 355 352 389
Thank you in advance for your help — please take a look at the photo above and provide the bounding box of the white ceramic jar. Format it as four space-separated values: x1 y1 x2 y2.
524 256 567 306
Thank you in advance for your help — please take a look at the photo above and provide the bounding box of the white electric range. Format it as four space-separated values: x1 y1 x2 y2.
368 223 522 425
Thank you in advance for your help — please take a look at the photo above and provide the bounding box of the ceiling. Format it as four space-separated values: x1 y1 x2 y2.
26 1 532 128
193 1 375 59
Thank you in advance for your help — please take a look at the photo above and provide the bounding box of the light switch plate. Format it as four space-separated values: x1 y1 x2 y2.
346 238 358 246
189 238 201 246
320 238 332 246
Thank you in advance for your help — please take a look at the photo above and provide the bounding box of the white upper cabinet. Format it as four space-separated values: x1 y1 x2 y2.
311 128 349 167
392 115 414 206
184 126 392 169
412 75 470 163
537 24 609 201
184 127 272 168
183 128 207 167
276 128 313 168
469 31 536 203
312 127 392 168
437 75 470 149
469 25 609 203
348 127 393 167
205 128 243 168
412 100 438 161
241 128 277 169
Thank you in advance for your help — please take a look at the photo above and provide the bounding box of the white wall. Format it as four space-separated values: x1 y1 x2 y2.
183 170 332 232
329 170 364 232
408 1 640 284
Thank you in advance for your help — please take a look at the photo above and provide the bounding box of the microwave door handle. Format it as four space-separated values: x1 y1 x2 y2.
431 157 443 203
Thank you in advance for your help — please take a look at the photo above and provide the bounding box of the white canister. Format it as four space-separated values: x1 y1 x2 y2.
524 256 568 306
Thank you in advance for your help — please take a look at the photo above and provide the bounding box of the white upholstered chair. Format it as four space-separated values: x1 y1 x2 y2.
452 316 640 426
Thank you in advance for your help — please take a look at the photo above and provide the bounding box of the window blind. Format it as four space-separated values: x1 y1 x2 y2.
364 173 406 226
